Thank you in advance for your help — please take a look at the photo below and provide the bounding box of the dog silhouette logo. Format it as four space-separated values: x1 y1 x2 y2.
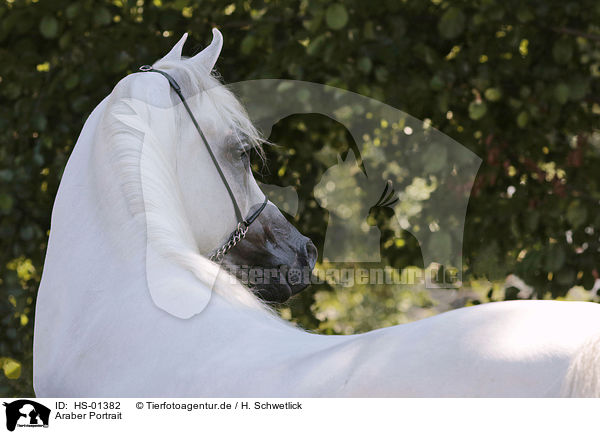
314 150 400 263
3 400 50 431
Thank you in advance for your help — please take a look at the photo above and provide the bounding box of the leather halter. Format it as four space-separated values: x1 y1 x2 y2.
139 65 268 262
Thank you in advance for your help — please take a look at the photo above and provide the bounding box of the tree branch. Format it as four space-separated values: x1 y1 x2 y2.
552 27 600 42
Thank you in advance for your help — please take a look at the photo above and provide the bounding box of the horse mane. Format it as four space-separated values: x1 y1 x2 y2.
100 55 283 321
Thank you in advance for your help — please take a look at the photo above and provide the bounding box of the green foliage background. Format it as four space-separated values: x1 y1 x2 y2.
1 0 600 396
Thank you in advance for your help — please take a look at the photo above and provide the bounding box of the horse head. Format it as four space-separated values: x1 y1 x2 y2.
91 29 316 316
162 30 318 302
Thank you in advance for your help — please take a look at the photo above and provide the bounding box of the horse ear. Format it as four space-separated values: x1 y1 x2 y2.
187 28 223 72
344 150 357 165
160 33 188 63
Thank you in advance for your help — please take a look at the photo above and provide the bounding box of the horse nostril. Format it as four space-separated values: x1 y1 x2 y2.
305 239 317 269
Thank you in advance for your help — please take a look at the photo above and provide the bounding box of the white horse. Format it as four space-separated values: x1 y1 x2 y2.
33 29 600 397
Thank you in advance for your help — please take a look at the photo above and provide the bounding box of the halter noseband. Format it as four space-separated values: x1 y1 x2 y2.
139 65 268 262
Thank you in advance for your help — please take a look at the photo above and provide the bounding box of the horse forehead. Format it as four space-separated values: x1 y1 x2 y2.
181 99 233 143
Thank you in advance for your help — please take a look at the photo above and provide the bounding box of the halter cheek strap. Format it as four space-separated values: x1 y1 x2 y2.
139 65 268 261
139 65 244 223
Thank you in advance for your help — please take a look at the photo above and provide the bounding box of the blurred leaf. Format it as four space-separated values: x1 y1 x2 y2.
430 75 444 91
0 358 21 380
325 4 348 30
93 8 112 27
554 83 569 104
568 79 588 101
306 34 328 56
525 211 539 232
3 83 21 99
375 66 389 83
240 35 255 55
39 15 58 39
545 245 565 272
65 74 79 90
516 111 529 128
516 6 534 22
438 7 466 39
32 114 47 131
65 3 80 19
357 57 372 74
552 39 573 64
556 268 575 286
484 87 502 102
0 193 14 212
566 200 587 229
468 100 487 120
363 21 376 39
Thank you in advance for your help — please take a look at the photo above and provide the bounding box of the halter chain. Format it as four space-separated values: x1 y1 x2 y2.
209 222 249 262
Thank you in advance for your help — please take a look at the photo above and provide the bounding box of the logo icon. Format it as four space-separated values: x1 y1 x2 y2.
3 400 50 431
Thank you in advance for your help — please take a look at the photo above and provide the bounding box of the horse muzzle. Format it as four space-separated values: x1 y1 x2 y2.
219 203 317 303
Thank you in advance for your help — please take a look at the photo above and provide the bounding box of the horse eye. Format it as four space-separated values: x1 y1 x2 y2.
240 148 250 166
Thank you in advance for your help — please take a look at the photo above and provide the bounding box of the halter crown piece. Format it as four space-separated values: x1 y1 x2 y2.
139 65 268 262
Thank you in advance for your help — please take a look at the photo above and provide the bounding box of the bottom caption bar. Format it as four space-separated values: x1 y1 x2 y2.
1 398 598 433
